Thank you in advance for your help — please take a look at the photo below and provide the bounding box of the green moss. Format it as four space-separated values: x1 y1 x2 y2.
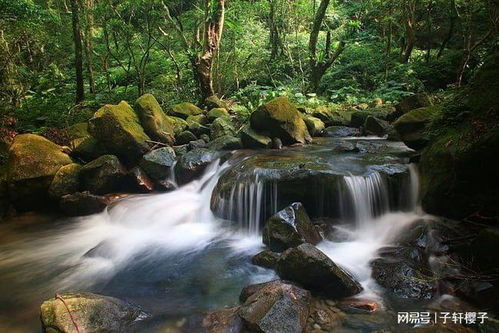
49 163 82 198
170 116 188 135
207 108 230 122
302 115 325 136
135 94 175 145
211 117 235 139
170 102 203 119
186 114 208 125
240 125 272 149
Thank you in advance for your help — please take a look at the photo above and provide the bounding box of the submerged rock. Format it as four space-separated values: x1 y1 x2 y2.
250 96 312 145
60 191 109 216
240 125 271 149
262 202 322 252
184 307 242 333
88 101 151 163
7 134 73 211
135 94 175 145
276 243 363 299
80 155 127 194
40 292 148 333
238 280 311 333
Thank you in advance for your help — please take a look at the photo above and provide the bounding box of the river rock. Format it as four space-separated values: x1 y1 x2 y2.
60 191 110 216
175 148 220 184
208 135 242 151
187 114 208 125
390 93 432 121
80 155 127 194
123 167 154 193
40 292 148 333
207 108 230 122
211 117 236 139
189 139 208 150
135 94 175 145
263 202 322 252
177 130 197 145
323 126 360 137
48 163 82 199
303 115 325 136
88 101 151 164
238 280 311 333
67 122 107 161
276 243 362 299
139 147 176 181
170 116 189 136
312 106 350 126
240 125 271 149
7 134 73 211
205 95 228 110
364 116 390 136
252 250 280 269
393 105 439 149
250 96 312 145
188 121 210 138
170 102 203 119
184 307 242 333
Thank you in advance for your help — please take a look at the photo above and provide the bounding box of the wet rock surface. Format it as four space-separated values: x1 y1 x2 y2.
59 191 110 216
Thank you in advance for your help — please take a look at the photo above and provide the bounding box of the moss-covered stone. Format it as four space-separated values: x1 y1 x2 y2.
170 116 188 136
186 114 208 125
40 292 148 333
60 191 109 216
208 135 242 151
313 106 351 126
80 155 127 194
48 163 82 199
7 134 73 211
393 105 440 149
391 93 432 121
135 94 175 145
240 124 271 149
211 117 236 139
205 95 228 110
207 108 230 122
88 101 151 163
177 130 197 145
302 115 325 136
170 102 203 119
250 96 312 145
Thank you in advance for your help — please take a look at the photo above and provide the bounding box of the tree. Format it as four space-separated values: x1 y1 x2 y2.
70 0 84 102
308 0 345 92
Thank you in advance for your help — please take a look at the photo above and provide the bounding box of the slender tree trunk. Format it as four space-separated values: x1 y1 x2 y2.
400 3 415 63
425 2 433 63
83 0 96 94
437 0 458 58
70 0 84 102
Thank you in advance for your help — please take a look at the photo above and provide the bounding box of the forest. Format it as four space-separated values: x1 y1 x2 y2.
0 0 498 332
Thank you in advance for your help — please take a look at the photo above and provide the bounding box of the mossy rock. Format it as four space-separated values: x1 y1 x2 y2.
205 95 228 110
313 106 351 126
250 96 312 145
40 292 148 333
186 114 208 125
188 121 210 137
364 116 390 136
7 134 73 211
240 124 271 149
170 116 189 136
88 101 151 164
135 94 175 145
177 131 197 145
170 102 203 119
302 115 325 136
139 147 176 181
207 108 230 122
48 163 82 199
208 135 242 151
392 93 432 121
211 117 236 139
67 122 108 161
175 148 220 185
393 105 440 149
80 155 127 195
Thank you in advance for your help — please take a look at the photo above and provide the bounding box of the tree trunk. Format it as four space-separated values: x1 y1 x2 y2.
70 0 84 102
83 0 96 94
400 5 415 63
437 0 458 58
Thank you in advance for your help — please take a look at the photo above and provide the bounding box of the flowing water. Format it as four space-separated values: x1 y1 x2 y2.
0 137 430 332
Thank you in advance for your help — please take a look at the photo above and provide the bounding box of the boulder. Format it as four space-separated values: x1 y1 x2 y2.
40 292 148 332
123 167 154 193
252 250 280 269
323 126 360 137
170 116 188 136
7 134 73 211
262 202 322 252
135 94 175 145
391 93 432 121
175 149 220 185
207 108 230 122
184 307 242 333
48 163 82 199
238 280 311 333
303 115 325 136
170 102 203 119
177 131 197 145
60 191 109 216
250 96 312 145
205 95 228 110
211 117 236 139
67 122 107 161
188 121 211 137
276 243 362 299
186 114 208 125
393 105 439 149
240 125 271 149
208 135 242 151
80 155 127 195
312 106 350 126
189 139 208 150
139 147 176 181
88 101 151 164
350 111 371 128
364 116 390 136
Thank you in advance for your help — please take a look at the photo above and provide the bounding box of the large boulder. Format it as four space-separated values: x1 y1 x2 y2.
238 280 311 333
393 105 439 149
7 134 72 211
135 94 175 145
48 163 82 199
175 148 220 185
250 96 312 145
80 155 127 194
303 115 325 136
276 243 362 299
88 101 151 164
364 116 390 136
211 117 236 139
391 93 432 121
67 122 107 161
262 202 322 252
240 125 271 149
40 292 148 333
252 250 280 269
170 102 203 119
60 191 109 216
139 147 176 182
207 108 230 122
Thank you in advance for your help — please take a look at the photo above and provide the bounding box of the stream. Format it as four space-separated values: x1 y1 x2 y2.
0 136 455 332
